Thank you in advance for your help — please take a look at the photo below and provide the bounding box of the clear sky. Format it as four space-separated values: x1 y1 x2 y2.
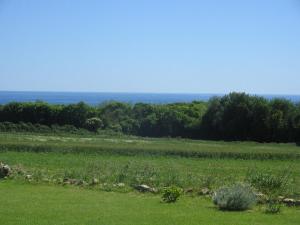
0 0 300 94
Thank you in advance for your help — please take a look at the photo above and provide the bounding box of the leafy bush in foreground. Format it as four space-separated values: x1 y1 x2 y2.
162 186 182 203
213 183 256 211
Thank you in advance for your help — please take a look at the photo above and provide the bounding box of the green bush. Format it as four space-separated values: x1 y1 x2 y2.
212 183 256 211
162 186 182 203
265 200 281 214
245 169 291 196
0 163 11 178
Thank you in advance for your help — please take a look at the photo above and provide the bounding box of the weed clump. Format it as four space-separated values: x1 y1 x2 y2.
245 169 291 196
265 200 281 214
212 183 256 211
162 186 182 203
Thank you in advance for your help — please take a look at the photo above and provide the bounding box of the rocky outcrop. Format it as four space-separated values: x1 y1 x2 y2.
0 162 11 178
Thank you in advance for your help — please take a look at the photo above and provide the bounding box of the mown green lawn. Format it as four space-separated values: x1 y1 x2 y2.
0 181 299 225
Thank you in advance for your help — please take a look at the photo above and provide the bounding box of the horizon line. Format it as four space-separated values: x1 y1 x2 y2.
0 90 300 96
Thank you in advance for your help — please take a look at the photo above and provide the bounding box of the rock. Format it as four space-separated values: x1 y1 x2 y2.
42 178 50 183
79 180 88 186
25 174 32 180
255 193 268 204
283 198 296 207
134 184 157 193
185 188 194 194
70 179 78 185
0 162 11 178
57 178 63 184
63 178 77 185
117 183 125 187
199 188 210 195
76 180 88 186
91 178 99 185
277 196 285 202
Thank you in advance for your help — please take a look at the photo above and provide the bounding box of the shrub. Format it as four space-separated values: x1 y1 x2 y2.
212 183 256 211
0 163 11 178
162 186 182 203
265 200 281 214
245 169 291 196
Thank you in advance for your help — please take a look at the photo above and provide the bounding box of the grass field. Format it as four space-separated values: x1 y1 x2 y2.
1 132 300 159
1 132 300 224
1 181 300 225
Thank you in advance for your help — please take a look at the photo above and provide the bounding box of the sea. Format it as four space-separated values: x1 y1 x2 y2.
0 91 299 105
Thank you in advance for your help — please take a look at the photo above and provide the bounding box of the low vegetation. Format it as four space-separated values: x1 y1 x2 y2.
213 183 256 211
265 201 282 214
1 181 300 225
0 92 299 142
0 131 300 224
161 186 182 203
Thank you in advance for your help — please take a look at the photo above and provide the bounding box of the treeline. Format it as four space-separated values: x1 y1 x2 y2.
0 93 299 142
0 100 206 138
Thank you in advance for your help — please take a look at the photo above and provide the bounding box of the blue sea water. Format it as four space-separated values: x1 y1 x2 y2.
0 91 299 105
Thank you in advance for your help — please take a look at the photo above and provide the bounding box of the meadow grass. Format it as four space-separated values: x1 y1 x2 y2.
0 132 300 196
1 151 299 191
1 132 300 160
1 132 300 224
0 180 299 225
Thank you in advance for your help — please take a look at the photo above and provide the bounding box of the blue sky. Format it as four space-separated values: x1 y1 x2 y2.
0 0 300 94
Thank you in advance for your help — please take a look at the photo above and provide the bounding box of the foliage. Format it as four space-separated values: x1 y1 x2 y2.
212 183 256 211
201 93 300 142
0 122 91 135
161 186 182 203
265 200 282 214
85 117 103 132
0 93 300 142
0 133 299 195
245 169 291 196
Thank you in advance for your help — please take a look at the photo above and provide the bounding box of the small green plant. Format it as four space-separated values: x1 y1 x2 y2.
212 183 256 211
265 200 281 214
162 186 182 203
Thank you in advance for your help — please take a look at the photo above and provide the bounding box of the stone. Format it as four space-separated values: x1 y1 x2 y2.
117 183 125 187
185 188 194 194
0 162 11 178
283 198 296 207
25 174 32 180
91 178 99 185
79 180 88 186
255 193 268 204
277 196 285 202
134 184 157 193
63 178 77 185
199 188 210 195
